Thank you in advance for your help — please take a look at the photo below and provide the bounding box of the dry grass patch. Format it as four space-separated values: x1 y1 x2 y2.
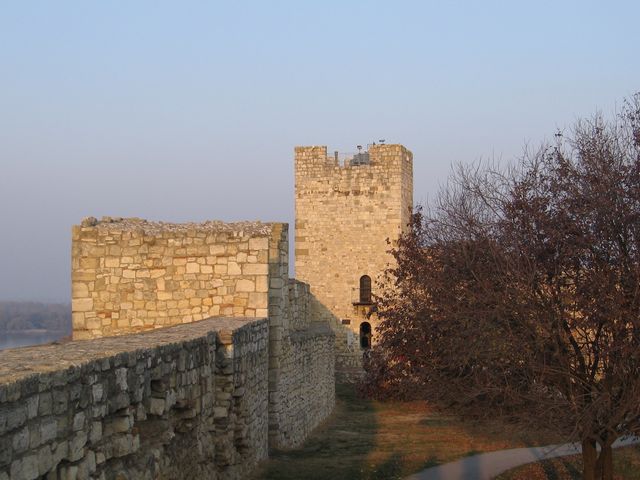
495 446 640 480
251 384 562 480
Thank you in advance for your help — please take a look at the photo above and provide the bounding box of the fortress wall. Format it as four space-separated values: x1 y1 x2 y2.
265 227 335 449
71 218 274 340
270 324 335 448
69 217 335 454
0 317 269 480
295 144 413 381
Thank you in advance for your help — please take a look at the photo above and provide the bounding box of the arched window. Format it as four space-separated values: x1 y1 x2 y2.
359 275 372 304
360 321 372 349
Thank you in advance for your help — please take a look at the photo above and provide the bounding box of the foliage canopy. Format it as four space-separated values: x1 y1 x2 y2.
362 95 640 480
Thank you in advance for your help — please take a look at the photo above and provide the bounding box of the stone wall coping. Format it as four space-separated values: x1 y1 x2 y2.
0 316 266 385
77 216 283 236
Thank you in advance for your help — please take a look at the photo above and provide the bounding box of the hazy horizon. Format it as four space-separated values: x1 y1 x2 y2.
1 1 638 302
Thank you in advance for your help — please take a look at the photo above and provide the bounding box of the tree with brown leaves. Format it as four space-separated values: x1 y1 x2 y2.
363 95 640 480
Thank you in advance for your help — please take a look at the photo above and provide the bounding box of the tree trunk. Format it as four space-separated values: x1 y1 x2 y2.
595 443 613 480
582 439 597 480
583 439 615 480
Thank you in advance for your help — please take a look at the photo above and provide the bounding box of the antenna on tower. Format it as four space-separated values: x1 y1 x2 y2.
352 144 370 166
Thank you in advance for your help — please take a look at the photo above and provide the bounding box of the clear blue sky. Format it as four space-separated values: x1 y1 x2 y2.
0 1 638 302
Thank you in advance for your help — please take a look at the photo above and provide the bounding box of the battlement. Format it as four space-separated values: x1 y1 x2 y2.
295 144 412 172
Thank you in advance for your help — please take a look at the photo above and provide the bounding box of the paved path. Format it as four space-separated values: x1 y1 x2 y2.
406 436 640 480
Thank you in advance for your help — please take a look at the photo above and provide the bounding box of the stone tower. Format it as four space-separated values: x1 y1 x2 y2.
294 144 413 380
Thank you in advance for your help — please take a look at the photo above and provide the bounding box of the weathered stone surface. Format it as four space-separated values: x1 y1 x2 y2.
71 219 277 339
89 421 102 444
68 431 87 462
72 298 93 313
235 279 255 293
11 427 29 454
10 453 38 480
148 398 165 416
242 263 268 275
36 444 52 476
39 419 57 444
72 412 85 432
0 318 272 480
5 407 26 433
1 183 352 479
294 144 413 381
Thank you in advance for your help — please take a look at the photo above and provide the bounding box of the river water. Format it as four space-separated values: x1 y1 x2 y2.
0 331 68 351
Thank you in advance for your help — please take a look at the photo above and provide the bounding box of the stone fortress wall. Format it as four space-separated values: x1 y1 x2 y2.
0 142 413 478
70 218 276 339
1 218 335 479
0 318 270 480
294 144 413 381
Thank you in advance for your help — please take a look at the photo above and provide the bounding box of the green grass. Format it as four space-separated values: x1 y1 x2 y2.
251 384 561 480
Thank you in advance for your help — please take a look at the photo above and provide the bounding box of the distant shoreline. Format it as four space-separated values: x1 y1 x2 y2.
0 329 70 335
0 330 71 351
0 301 71 335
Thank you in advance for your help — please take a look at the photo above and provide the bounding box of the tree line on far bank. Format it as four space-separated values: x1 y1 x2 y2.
0 301 71 332
363 94 640 480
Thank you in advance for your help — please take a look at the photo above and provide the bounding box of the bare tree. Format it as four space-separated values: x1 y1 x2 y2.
362 95 640 480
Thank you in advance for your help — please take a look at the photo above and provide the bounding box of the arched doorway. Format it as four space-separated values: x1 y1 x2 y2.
359 321 372 349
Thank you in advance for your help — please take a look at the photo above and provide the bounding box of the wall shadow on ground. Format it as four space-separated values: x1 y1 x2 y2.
251 384 380 480
252 378 580 480
543 458 581 480
251 383 451 480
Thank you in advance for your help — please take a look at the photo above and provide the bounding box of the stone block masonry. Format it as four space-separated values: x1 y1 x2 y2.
295 144 413 381
71 218 275 340
8 215 340 480
0 138 414 477
70 217 336 451
0 317 269 480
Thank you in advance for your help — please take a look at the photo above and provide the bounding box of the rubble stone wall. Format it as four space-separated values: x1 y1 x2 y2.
0 317 268 480
263 227 335 449
270 323 335 448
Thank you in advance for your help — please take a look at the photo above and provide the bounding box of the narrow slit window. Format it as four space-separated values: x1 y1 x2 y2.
359 275 372 304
